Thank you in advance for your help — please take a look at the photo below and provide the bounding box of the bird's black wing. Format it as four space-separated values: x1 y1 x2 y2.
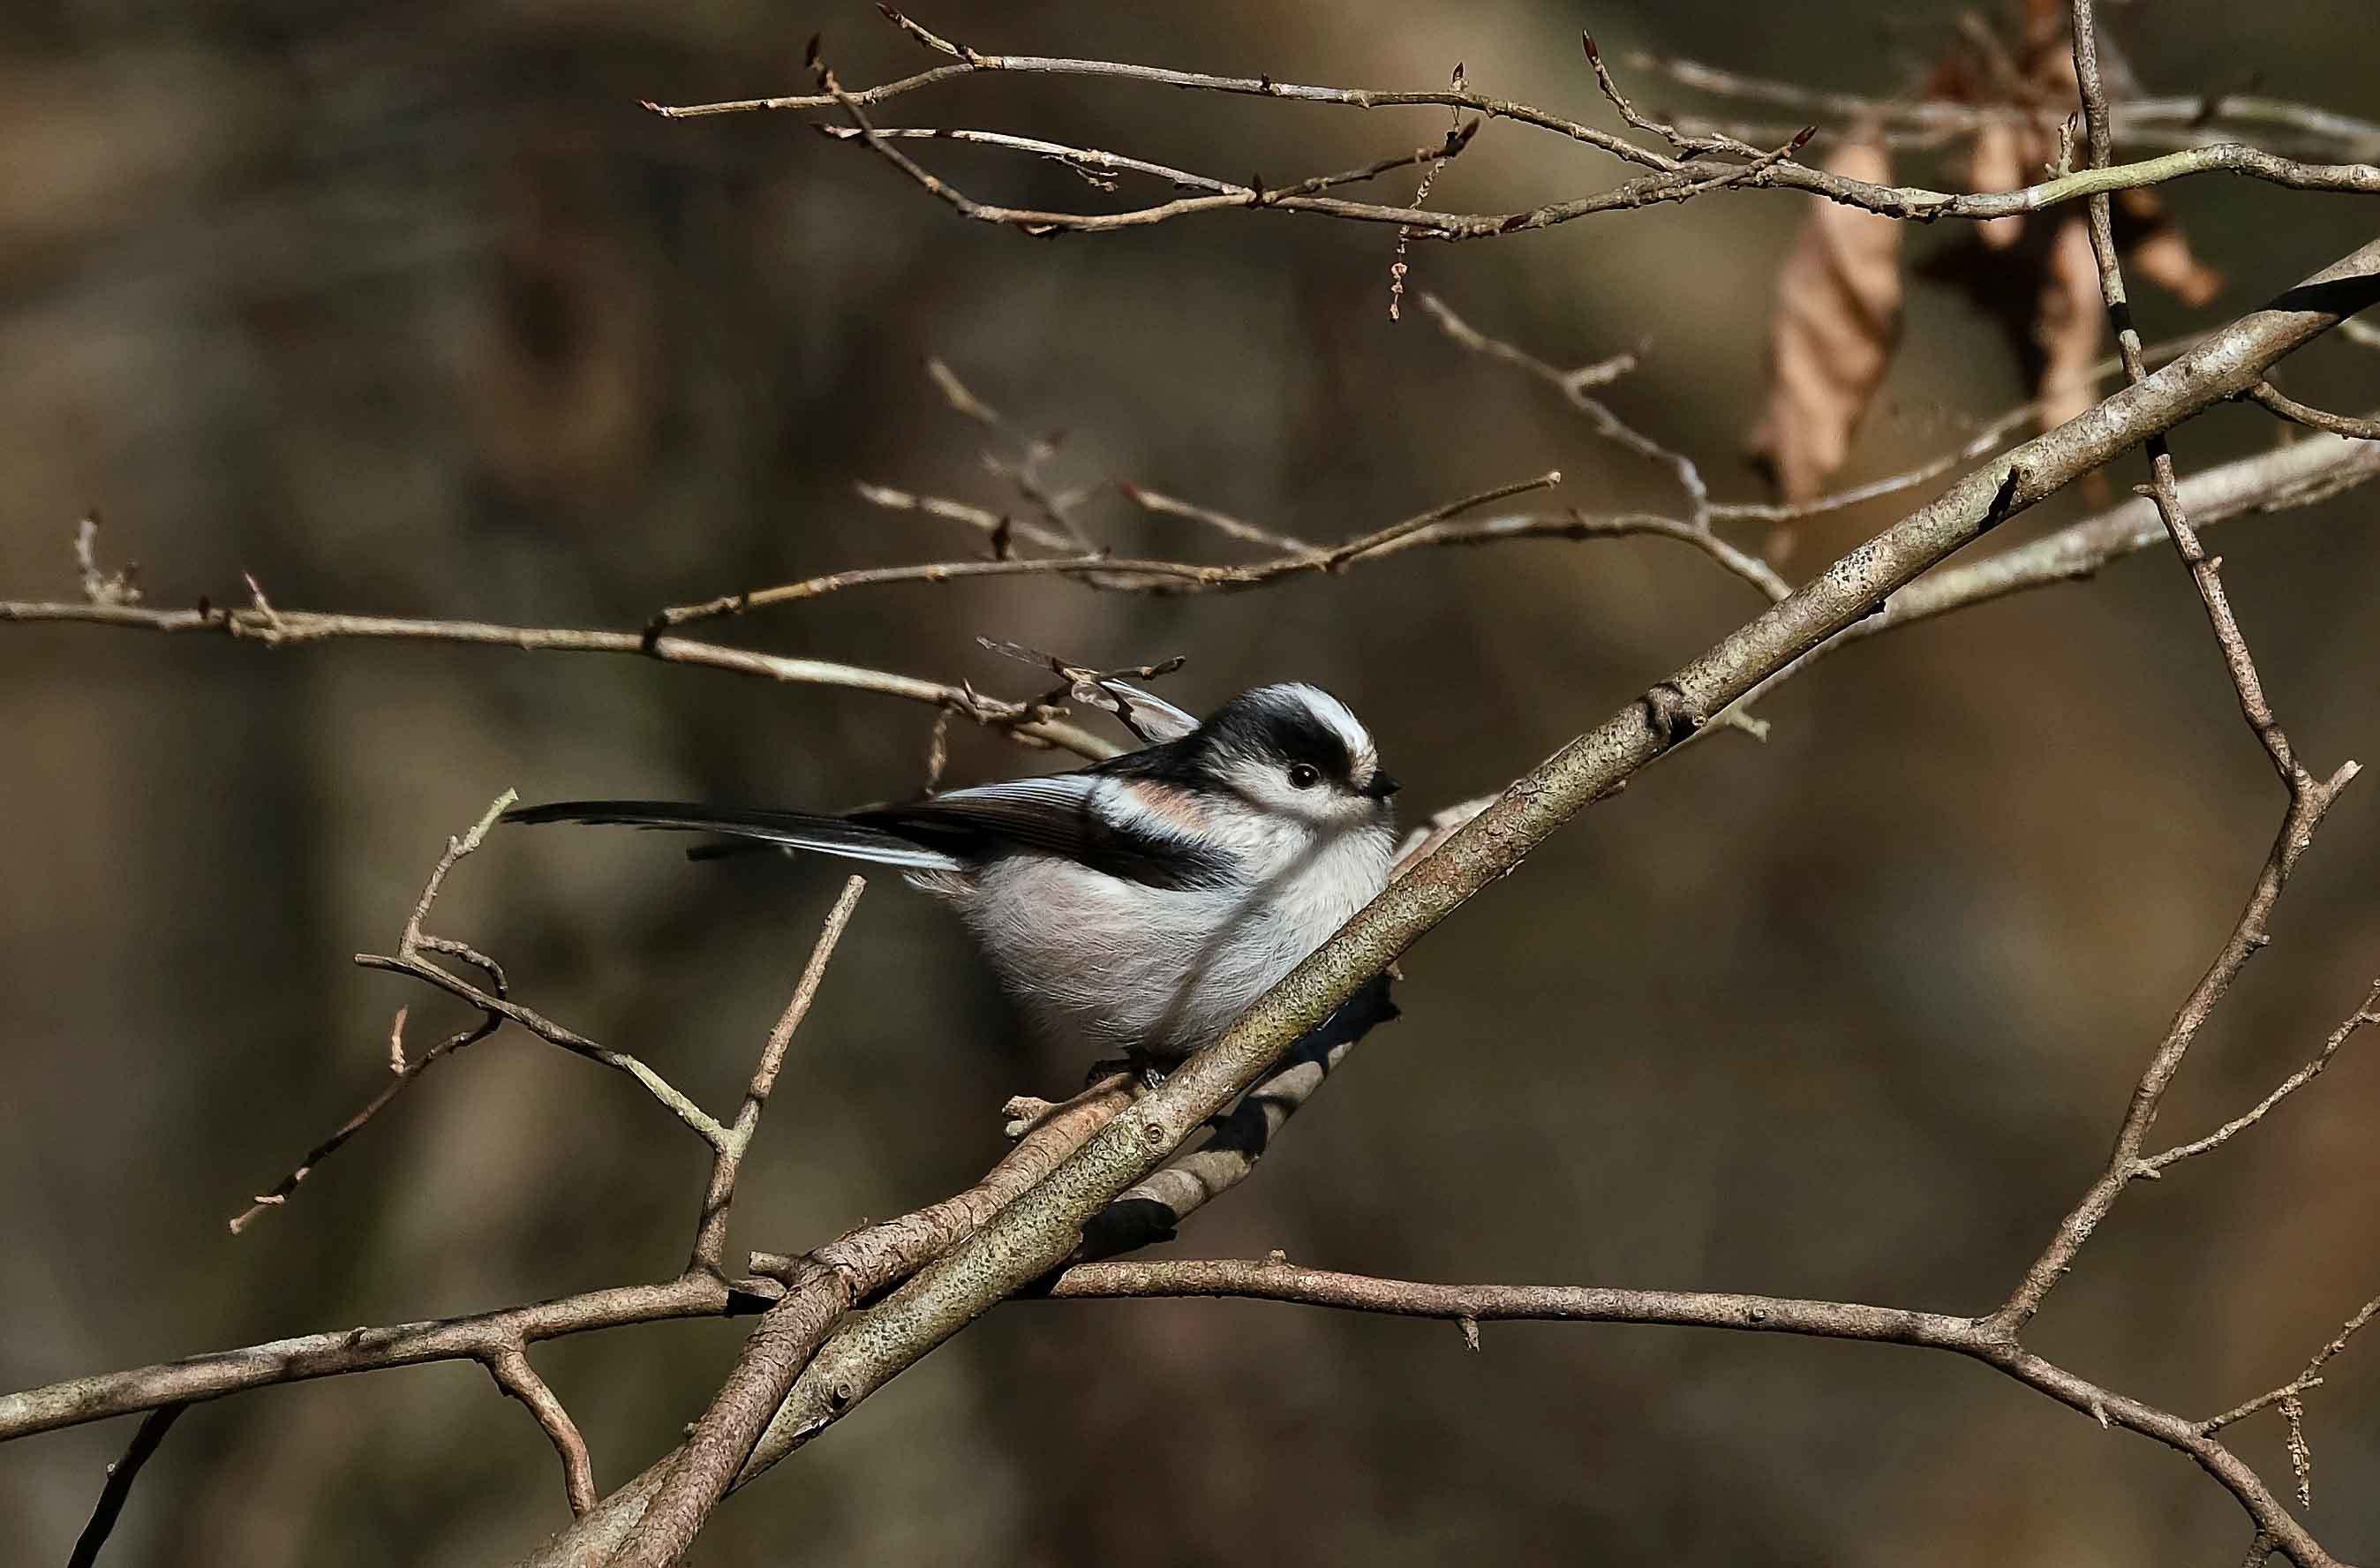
854 776 1231 889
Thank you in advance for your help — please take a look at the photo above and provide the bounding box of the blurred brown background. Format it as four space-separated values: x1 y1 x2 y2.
4 1 2377 1563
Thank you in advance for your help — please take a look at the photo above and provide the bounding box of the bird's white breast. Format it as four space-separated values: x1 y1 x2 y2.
933 800 1392 1062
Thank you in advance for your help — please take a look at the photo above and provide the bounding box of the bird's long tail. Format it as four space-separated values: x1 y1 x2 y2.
502 800 962 871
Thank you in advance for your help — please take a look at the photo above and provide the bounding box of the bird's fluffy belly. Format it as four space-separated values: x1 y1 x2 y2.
942 830 1390 1061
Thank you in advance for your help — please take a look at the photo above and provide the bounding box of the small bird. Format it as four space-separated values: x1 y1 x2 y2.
505 683 1399 1070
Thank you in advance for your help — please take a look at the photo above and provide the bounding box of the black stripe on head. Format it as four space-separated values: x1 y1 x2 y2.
1097 684 1369 795
1201 687 1357 784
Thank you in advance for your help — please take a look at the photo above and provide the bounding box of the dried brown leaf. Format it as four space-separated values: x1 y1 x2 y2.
1748 132 1905 502
2117 186 2224 307
1968 120 2033 251
2036 215 2105 433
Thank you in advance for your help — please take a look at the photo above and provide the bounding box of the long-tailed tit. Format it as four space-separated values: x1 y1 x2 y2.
506 683 1399 1069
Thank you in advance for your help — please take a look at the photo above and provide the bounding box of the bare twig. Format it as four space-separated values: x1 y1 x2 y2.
803 34 1518 241
818 122 1482 207
852 479 1073 554
1419 292 1700 510
484 1348 597 1518
1119 483 1315 554
354 951 727 1149
1358 506 1791 604
651 471 1565 628
0 1077 1137 1451
1626 51 2380 161
2243 381 2380 441
2205 1293 2380 1436
1025 1252 2353 1549
1584 34 1732 157
923 354 1001 425
1308 471 1563 566
228 793 525 1233
689 878 869 1274
1412 294 1817 599
1 1277 750 1444
1982 0 2365 1352
2070 0 2314 794
227 1009 499 1234
0 600 1118 761
2206 1293 2380 1510
2146 980 2380 1172
65 1403 185 1568
650 19 2380 237
651 553 1179 626
353 792 731 1150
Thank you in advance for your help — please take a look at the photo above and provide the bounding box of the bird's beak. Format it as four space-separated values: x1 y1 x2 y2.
1360 771 1401 800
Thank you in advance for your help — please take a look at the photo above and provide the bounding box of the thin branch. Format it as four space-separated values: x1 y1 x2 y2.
1049 1255 1977 1339
1026 1255 2335 1558
229 792 524 1233
2071 0 2307 790
2146 979 2380 1172
1625 51 2380 160
689 877 869 1274
1119 483 1315 554
1983 0 2363 1346
1309 471 1563 566
2208 1293 2380 1511
1417 292 1810 599
815 121 1479 205
0 1278 737 1442
343 794 730 1150
484 1348 597 1518
649 471 1566 628
648 19 2380 237
227 1008 500 1233
804 36 1533 242
0 1078 1139 1447
2244 381 2380 441
65 1404 185 1568
352 947 728 1150
651 553 1179 627
852 479 1074 554
1707 406 2038 525
2205 1293 2380 1434
1420 292 1711 516
660 397 2369 637
0 600 1118 761
659 11 1670 170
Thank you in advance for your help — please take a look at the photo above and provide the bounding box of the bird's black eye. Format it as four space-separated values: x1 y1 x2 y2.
1286 762 1322 789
